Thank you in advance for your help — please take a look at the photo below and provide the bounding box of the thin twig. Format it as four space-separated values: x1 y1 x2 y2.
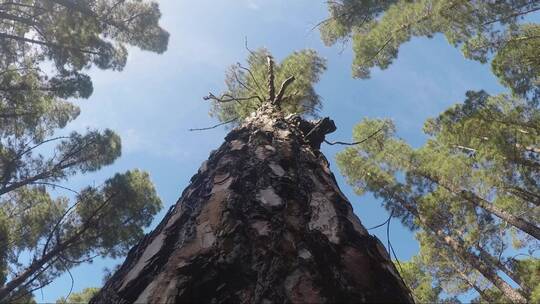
203 92 259 104
30 182 80 195
387 210 391 256
389 241 404 275
385 210 404 277
244 36 255 56
367 209 394 230
231 70 263 103
232 69 254 92
58 256 74 301
237 64 264 94
188 118 238 132
324 126 384 146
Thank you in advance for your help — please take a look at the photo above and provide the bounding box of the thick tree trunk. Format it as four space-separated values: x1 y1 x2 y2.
91 105 413 304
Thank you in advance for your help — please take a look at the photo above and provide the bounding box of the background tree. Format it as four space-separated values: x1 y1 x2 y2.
471 258 540 303
335 93 538 302
320 0 540 101
415 231 496 303
320 2 539 302
0 0 168 301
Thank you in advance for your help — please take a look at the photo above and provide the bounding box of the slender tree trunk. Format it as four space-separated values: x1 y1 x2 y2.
423 173 540 240
91 106 413 303
476 245 530 294
506 186 540 207
461 190 540 240
395 197 527 303
431 226 525 303
455 269 494 303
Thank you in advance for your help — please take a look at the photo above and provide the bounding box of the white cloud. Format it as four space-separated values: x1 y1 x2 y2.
244 0 260 10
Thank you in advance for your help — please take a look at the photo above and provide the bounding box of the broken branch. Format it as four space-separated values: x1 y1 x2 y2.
275 76 295 105
267 56 275 101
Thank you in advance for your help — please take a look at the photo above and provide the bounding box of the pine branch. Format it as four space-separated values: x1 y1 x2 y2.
0 32 103 55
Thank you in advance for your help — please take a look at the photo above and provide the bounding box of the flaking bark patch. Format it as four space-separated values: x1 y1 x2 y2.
257 187 283 207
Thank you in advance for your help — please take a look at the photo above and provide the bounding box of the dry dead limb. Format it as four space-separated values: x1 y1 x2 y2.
188 118 238 132
275 76 295 105
237 63 264 94
324 126 384 146
203 92 261 104
267 56 276 101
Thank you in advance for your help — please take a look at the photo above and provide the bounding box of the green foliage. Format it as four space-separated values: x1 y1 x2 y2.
321 1 540 100
0 129 122 198
320 0 397 46
336 118 418 229
491 24 540 101
0 0 168 301
0 0 169 71
325 1 539 301
209 48 327 122
398 255 446 303
73 170 162 258
423 92 540 241
56 287 100 304
0 0 169 136
516 258 540 303
0 171 161 302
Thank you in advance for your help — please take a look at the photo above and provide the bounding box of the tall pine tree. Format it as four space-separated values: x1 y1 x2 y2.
91 52 413 304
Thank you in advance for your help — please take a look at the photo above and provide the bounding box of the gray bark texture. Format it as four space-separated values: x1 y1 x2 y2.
91 105 414 303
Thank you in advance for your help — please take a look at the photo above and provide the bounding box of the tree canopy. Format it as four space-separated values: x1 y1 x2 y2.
56 287 100 304
321 0 540 101
208 48 326 123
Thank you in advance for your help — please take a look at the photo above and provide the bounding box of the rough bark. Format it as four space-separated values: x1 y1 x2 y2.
91 105 413 304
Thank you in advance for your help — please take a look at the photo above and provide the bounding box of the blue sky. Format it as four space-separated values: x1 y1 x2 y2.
37 0 510 301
